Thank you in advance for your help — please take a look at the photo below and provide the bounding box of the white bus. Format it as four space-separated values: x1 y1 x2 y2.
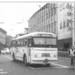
10 32 58 66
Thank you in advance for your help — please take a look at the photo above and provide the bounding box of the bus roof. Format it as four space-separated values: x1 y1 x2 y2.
13 32 56 40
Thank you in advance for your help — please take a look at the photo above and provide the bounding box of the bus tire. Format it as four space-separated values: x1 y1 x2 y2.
46 64 50 67
12 53 16 61
23 55 28 66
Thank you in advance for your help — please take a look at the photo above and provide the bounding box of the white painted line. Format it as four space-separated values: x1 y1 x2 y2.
5 56 13 60
28 63 70 69
51 67 64 68
28 66 35 69
0 69 3 71
51 63 70 68
0 72 7 74
28 66 69 69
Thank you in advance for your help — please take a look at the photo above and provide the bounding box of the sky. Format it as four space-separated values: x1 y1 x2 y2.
0 0 74 37
0 1 46 36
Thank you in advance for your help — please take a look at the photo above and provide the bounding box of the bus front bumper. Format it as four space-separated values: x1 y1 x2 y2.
30 59 57 64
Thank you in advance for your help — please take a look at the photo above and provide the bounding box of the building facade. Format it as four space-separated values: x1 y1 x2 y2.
28 3 58 35
58 3 75 51
6 35 13 47
0 28 6 52
28 3 75 51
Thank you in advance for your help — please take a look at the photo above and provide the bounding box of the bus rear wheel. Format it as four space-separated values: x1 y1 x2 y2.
23 55 28 66
12 53 16 61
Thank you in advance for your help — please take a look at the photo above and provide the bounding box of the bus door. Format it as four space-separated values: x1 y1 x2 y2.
15 40 22 60
27 38 32 62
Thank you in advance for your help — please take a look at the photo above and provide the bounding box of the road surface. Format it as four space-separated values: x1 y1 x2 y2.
0 54 75 75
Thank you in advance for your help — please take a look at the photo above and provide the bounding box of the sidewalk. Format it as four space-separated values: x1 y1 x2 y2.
58 51 70 58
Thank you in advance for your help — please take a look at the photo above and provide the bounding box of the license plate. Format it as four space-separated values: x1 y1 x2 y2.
43 59 49 63
42 53 50 57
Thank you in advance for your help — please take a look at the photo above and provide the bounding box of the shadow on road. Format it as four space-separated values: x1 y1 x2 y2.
12 60 54 68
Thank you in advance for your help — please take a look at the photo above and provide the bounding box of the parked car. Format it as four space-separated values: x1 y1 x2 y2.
5 48 10 54
1 48 10 54
1 50 7 54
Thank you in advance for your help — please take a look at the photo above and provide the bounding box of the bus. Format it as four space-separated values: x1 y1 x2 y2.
10 32 58 66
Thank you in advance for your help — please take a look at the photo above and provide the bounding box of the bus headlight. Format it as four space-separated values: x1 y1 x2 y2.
31 54 38 57
34 54 38 57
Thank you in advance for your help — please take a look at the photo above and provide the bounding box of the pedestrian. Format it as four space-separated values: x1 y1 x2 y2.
69 46 75 66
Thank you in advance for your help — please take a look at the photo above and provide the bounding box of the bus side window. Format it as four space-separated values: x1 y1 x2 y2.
23 41 28 46
10 41 13 47
23 38 28 47
16 40 18 47
28 39 32 47
21 39 23 46
15 41 17 47
17 40 21 46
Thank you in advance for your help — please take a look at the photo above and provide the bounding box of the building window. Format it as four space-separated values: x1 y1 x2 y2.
54 22 56 34
69 19 72 25
54 8 56 15
47 24 49 32
49 10 51 18
66 3 72 10
69 5 72 10
46 13 48 19
51 23 53 32
67 19 72 27
67 12 72 16
48 24 50 32
48 12 49 19
51 9 53 16
60 23 62 29
67 19 69 27
42 15 43 22
63 22 65 28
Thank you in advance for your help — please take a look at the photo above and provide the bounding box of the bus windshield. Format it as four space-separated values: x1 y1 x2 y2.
33 37 56 47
